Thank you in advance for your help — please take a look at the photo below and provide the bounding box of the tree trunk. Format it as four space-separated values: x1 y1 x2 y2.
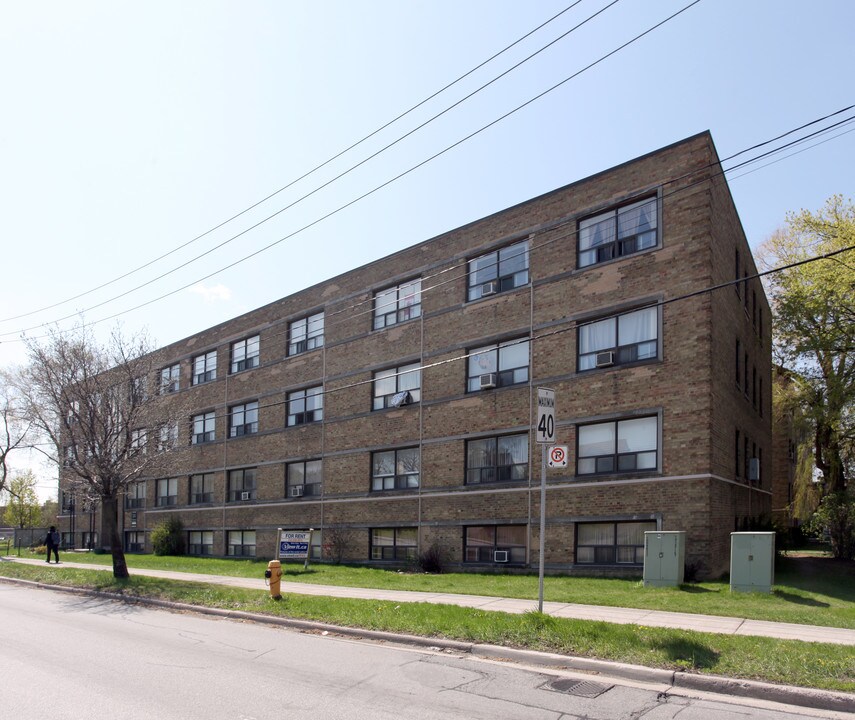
102 496 129 579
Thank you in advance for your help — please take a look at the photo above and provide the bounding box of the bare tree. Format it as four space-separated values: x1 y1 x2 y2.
16 324 187 578
0 372 32 498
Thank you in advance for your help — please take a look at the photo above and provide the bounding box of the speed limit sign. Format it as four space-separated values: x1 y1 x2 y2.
548 445 568 468
535 387 555 444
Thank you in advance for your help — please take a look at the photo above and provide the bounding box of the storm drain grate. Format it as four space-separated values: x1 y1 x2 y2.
547 678 613 698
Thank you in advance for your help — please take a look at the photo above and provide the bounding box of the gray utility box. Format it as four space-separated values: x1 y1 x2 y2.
643 531 686 587
730 532 775 593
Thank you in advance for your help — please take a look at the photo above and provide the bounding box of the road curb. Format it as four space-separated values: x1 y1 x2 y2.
2 575 854 714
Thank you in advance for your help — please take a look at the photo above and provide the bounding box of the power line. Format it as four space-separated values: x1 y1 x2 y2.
5 0 699 341
0 1 590 326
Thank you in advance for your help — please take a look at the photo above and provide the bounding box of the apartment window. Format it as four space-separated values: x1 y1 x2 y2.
371 448 420 491
468 338 529 391
228 468 256 502
126 482 146 510
160 363 180 394
744 436 750 481
743 352 749 396
159 422 179 451
188 531 213 556
286 459 322 498
192 350 217 385
576 521 656 565
156 478 178 507
190 473 214 504
752 366 757 408
192 412 216 445
578 307 657 371
130 428 147 455
735 339 741 389
468 239 529 301
464 525 526 564
578 197 658 268
82 532 99 549
374 279 421 329
227 530 256 557
466 433 528 484
125 531 145 553
577 416 658 475
759 377 764 417
370 528 417 561
287 386 323 426
61 532 74 549
289 312 324 356
231 335 260 373
743 271 749 310
131 376 148 402
230 401 259 437
373 363 421 410
752 290 757 328
735 430 741 479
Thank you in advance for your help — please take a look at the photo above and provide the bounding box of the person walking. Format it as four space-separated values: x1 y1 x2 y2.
45 526 60 564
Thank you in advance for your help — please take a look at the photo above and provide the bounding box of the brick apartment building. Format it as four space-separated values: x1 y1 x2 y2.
57 131 772 579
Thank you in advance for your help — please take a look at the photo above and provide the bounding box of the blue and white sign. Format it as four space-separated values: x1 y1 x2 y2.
279 530 312 560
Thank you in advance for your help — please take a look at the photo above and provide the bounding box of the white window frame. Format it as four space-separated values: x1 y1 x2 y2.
289 312 324 356
373 279 422 330
231 335 260 373
192 351 217 386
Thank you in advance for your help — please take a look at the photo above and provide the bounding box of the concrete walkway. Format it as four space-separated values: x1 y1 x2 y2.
5 556 855 646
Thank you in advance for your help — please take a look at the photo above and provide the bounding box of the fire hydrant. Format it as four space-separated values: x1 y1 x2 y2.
264 559 282 600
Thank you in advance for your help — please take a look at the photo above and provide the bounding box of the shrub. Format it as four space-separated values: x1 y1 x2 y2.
151 516 185 556
418 542 444 574
808 492 855 560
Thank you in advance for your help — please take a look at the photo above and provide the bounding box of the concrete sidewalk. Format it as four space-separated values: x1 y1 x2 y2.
5 556 855 646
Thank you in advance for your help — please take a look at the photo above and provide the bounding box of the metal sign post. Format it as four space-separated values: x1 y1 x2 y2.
535 387 555 614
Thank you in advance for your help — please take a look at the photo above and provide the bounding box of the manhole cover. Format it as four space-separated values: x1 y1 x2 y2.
547 678 613 698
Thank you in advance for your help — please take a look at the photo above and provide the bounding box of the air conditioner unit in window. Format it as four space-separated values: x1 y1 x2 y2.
240 491 251 501
595 351 615 368
481 280 498 296
479 373 497 390
290 485 304 498
493 550 509 563
748 458 760 482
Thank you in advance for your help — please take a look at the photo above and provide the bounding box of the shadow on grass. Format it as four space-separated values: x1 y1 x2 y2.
773 590 829 608
774 556 855 603
678 584 716 594
651 637 720 670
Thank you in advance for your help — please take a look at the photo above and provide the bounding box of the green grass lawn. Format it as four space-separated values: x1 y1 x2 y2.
22 550 855 629
0 561 853 693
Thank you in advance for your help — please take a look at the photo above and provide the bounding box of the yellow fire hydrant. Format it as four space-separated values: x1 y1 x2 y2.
265 559 282 600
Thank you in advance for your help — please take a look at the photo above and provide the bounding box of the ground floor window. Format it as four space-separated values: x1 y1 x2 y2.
575 521 655 565
370 527 417 561
81 532 99 549
125 531 145 553
464 525 526 564
61 532 74 548
188 531 214 556
227 530 256 557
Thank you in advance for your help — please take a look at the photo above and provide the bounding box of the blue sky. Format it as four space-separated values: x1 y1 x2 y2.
1 1 853 496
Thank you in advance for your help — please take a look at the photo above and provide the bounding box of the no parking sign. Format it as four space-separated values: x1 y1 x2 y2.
547 445 568 468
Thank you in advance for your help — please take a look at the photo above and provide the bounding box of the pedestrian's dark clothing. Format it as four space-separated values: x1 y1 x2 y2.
45 529 60 564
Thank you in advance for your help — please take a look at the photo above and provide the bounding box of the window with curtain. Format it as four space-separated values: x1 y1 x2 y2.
466 434 528 484
467 239 529 301
578 306 658 371
467 338 530 391
577 416 658 475
373 279 421 329
464 525 526 563
575 520 655 565
373 363 421 410
578 197 658 268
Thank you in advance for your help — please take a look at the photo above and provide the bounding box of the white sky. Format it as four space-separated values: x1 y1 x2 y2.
1 0 853 499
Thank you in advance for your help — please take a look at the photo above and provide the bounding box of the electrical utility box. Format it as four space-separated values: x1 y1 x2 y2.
643 531 686 587
730 532 775 593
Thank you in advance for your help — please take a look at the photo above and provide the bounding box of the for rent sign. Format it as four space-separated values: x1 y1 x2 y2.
278 529 312 560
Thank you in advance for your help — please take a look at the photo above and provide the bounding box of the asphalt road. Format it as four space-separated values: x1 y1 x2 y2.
1 583 849 720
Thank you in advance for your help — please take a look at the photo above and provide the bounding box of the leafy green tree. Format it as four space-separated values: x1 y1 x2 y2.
761 196 855 557
3 470 42 530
